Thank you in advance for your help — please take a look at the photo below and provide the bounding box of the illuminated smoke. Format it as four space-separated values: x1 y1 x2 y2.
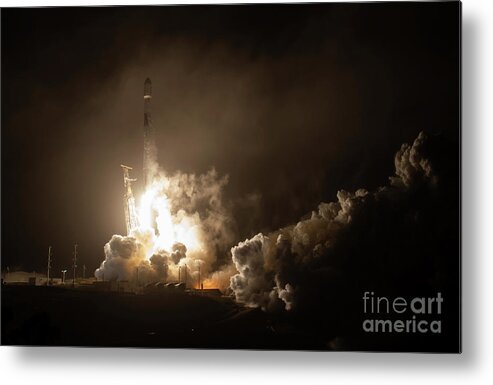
228 131 446 311
96 130 451 305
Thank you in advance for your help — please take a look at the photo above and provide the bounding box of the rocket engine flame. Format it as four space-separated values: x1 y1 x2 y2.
137 178 201 256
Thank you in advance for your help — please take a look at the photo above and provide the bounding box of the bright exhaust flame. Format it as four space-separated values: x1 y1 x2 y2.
138 178 201 257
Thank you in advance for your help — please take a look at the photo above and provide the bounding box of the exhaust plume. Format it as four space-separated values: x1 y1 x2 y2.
228 131 458 313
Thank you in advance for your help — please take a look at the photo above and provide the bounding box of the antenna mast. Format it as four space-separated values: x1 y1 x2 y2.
72 244 78 287
47 246 52 286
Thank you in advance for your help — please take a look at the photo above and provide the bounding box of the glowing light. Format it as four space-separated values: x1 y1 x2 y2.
137 177 202 259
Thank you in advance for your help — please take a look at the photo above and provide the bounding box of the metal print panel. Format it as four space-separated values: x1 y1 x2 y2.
1 1 461 352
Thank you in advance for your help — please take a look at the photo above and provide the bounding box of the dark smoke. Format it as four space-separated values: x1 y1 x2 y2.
170 242 187 264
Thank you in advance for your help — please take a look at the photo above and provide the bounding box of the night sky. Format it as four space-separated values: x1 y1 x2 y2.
1 3 459 275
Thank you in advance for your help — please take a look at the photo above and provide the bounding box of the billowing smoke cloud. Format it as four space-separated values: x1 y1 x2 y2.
164 168 236 260
95 232 150 281
390 130 437 189
170 242 187 264
228 131 458 314
95 167 237 288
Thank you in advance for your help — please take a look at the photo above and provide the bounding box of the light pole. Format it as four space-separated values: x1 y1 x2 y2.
61 269 67 283
72 244 78 287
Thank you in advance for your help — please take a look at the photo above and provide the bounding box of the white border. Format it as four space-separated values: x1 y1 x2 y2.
2 0 493 384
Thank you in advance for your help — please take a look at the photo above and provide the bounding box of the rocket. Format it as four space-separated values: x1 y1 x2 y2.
143 78 157 188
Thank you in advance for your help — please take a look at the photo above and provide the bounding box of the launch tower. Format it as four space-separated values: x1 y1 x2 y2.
121 164 140 235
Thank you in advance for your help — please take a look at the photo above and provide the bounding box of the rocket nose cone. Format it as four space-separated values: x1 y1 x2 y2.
144 78 152 97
